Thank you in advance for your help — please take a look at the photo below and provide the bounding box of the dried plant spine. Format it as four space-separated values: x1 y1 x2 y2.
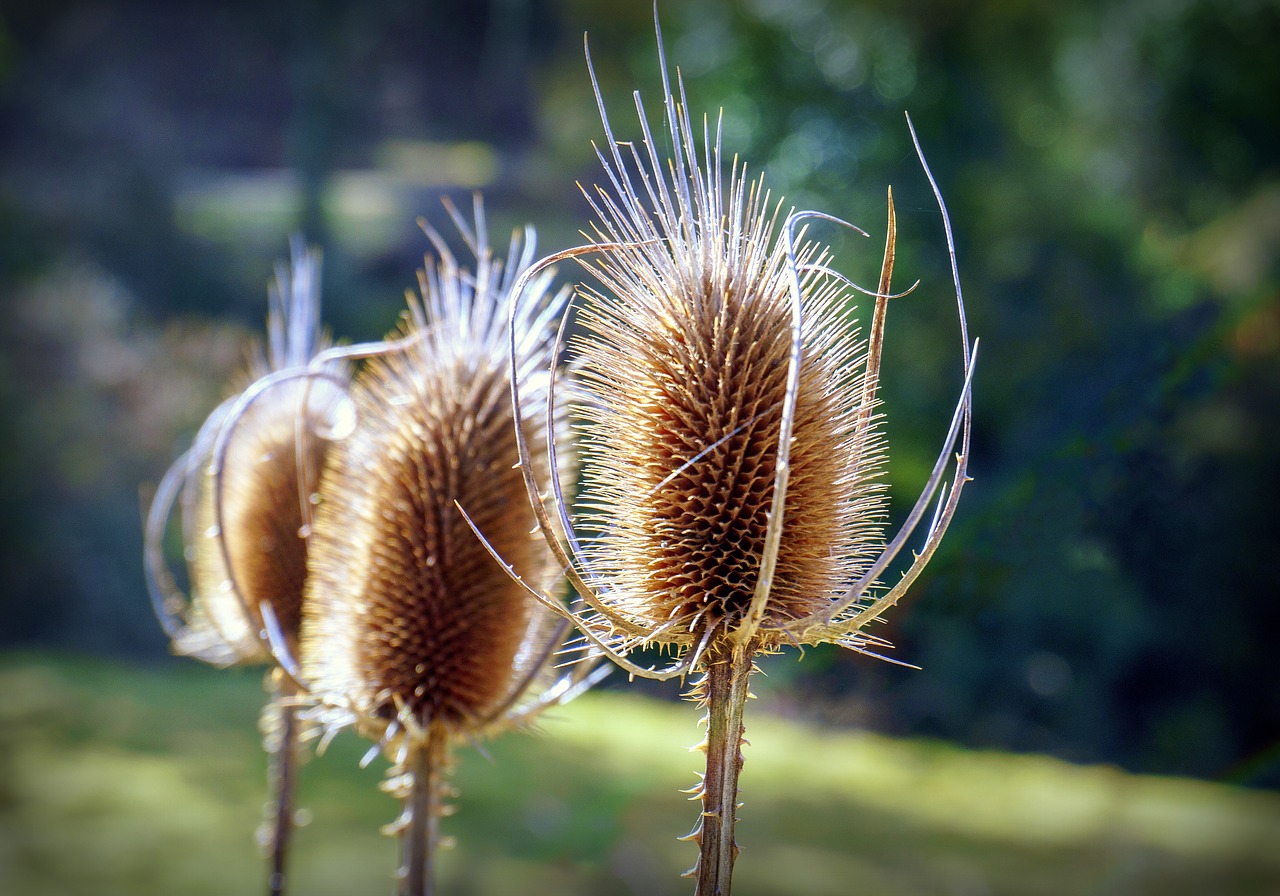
144 240 350 896
484 15 975 895
297 200 597 896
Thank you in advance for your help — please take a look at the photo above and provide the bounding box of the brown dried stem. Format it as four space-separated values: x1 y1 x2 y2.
396 728 451 896
265 671 301 896
685 640 754 895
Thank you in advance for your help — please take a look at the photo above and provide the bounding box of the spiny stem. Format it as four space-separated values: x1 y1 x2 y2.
690 639 753 896
264 671 301 896
399 726 451 896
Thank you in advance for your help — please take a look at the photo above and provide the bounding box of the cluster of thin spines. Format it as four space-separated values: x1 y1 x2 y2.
573 247 885 639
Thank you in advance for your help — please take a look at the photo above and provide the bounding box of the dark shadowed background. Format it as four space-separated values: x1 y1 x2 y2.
1 0 1277 792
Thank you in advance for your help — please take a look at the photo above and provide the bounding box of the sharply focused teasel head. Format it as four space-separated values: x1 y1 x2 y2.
571 143 882 656
494 16 975 894
505 37 974 671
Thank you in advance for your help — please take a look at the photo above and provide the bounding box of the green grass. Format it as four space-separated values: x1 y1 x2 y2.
1 653 1277 895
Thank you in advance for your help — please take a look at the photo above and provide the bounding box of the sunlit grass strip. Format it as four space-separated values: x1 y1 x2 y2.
5 656 1280 896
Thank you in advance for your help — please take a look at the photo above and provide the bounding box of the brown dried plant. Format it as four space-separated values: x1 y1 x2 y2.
285 199 601 896
471 18 976 896
144 241 352 896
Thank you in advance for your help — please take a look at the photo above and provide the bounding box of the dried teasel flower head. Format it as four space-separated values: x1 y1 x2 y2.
495 26 976 679
477 17 977 892
297 197 596 751
292 198 599 894
145 239 353 667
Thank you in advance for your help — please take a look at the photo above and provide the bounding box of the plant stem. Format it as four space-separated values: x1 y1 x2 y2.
265 672 300 896
399 725 450 896
692 639 753 896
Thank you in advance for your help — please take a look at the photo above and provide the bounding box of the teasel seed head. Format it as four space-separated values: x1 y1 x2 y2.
145 239 351 667
298 200 580 746
492 18 975 894
502 21 975 678
572 165 885 653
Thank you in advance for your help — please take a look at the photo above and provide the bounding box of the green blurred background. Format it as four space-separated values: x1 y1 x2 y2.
1 0 1277 892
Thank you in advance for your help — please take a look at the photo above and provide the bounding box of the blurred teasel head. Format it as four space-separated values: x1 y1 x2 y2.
294 198 599 894
145 239 352 667
143 240 352 896
298 199 587 743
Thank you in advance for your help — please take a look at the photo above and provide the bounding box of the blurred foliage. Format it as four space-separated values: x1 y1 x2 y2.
0 0 1276 793
3 654 1279 895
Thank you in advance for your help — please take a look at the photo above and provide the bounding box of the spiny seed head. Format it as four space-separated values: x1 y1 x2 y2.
569 53 889 653
300 215 569 741
184 380 335 661
164 243 348 666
